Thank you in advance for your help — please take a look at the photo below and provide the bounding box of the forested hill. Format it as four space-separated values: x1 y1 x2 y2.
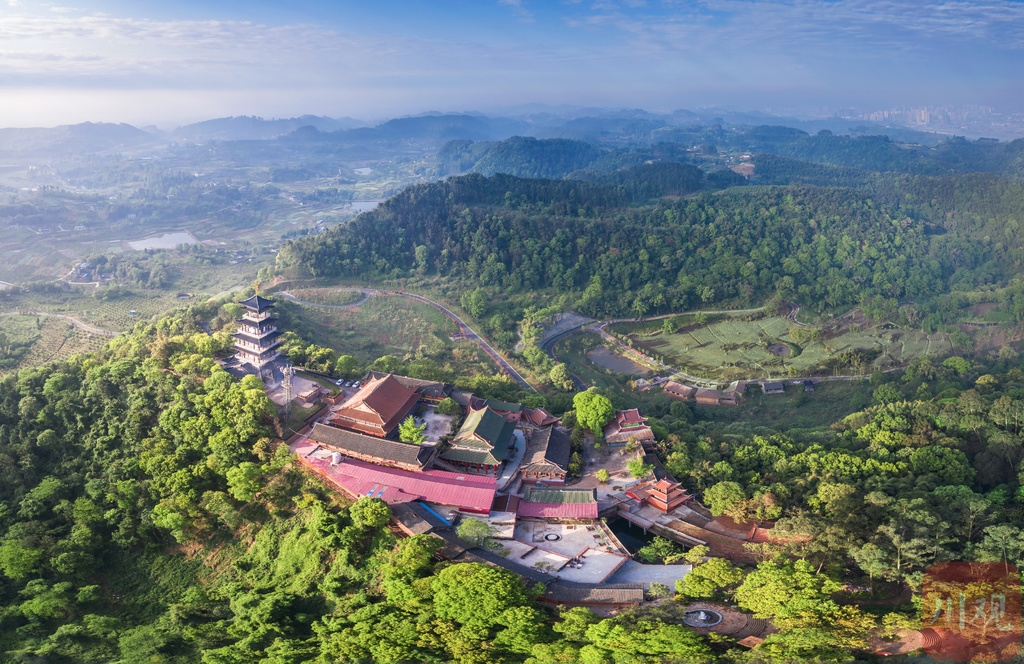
747 127 1024 180
279 171 1024 318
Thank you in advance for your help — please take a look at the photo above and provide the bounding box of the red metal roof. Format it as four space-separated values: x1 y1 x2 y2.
517 501 599 519
305 454 496 513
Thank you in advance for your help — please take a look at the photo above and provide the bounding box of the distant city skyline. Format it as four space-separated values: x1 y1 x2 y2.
0 1 1022 128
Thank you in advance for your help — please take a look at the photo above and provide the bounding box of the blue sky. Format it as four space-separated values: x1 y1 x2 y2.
0 0 1022 126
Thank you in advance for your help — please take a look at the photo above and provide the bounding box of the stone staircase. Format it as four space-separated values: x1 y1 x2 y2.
730 616 771 640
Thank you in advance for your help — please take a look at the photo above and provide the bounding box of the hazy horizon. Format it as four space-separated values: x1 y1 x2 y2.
1 0 1022 128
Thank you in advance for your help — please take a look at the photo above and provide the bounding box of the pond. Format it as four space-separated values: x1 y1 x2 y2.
607 517 655 554
127 231 198 250
586 346 651 375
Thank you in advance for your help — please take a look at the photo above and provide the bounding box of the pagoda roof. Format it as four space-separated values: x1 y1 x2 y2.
231 330 282 346
239 294 275 313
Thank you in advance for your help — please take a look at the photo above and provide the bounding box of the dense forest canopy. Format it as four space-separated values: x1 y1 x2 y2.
279 169 1024 320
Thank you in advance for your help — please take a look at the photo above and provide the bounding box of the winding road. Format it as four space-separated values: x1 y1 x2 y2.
278 289 537 392
0 311 119 337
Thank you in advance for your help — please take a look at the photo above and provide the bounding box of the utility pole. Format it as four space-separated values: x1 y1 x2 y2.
283 364 294 422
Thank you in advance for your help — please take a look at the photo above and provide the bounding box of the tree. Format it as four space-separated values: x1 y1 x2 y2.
626 457 653 479
595 469 610 483
549 363 575 391
850 542 891 584
647 582 671 599
683 544 710 566
432 563 529 629
460 288 488 318
977 524 1024 569
553 606 598 642
349 496 392 529
457 518 496 546
335 355 360 379
372 355 404 374
676 557 743 598
572 390 615 433
436 397 460 415
636 537 685 564
225 462 261 502
703 481 746 517
580 617 711 663
872 383 902 404
398 416 427 444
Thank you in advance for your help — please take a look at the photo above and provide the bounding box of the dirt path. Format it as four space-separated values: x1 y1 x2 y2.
0 311 119 337
279 289 537 392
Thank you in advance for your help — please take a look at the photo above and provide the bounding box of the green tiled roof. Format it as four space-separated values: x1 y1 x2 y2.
439 447 502 466
442 406 516 466
454 408 514 451
482 398 523 413
523 488 597 504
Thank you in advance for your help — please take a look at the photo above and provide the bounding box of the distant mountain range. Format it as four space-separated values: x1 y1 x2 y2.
0 109 971 160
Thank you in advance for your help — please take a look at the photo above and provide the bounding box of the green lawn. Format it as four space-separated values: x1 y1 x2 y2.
623 315 952 380
277 294 497 377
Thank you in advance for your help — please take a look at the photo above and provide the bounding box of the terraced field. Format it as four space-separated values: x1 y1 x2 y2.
0 314 107 374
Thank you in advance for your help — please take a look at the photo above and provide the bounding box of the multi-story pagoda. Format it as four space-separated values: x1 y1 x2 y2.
233 294 282 368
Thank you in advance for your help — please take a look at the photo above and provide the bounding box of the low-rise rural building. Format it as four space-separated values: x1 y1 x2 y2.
762 381 785 395
663 381 697 400
520 426 572 485
439 406 517 475
694 387 740 407
603 408 655 446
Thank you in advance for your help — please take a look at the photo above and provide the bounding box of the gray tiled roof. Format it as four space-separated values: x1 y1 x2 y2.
543 582 644 605
308 422 434 468
522 426 571 474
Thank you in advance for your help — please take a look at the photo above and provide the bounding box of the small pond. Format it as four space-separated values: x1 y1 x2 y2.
607 517 655 554
586 346 650 375
768 343 792 356
127 231 198 250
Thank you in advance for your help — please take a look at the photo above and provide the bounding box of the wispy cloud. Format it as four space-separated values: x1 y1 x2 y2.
0 1 1020 125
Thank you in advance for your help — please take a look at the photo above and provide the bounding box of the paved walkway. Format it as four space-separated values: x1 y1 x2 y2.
608 560 691 588
496 429 527 491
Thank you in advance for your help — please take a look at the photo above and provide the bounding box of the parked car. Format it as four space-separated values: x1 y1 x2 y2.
344 380 353 387
352 381 361 388
335 379 345 386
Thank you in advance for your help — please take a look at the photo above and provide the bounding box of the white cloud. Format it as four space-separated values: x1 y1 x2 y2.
0 2 1019 125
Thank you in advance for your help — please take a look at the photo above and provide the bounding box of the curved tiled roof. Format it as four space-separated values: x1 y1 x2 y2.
521 426 571 475
309 422 434 468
